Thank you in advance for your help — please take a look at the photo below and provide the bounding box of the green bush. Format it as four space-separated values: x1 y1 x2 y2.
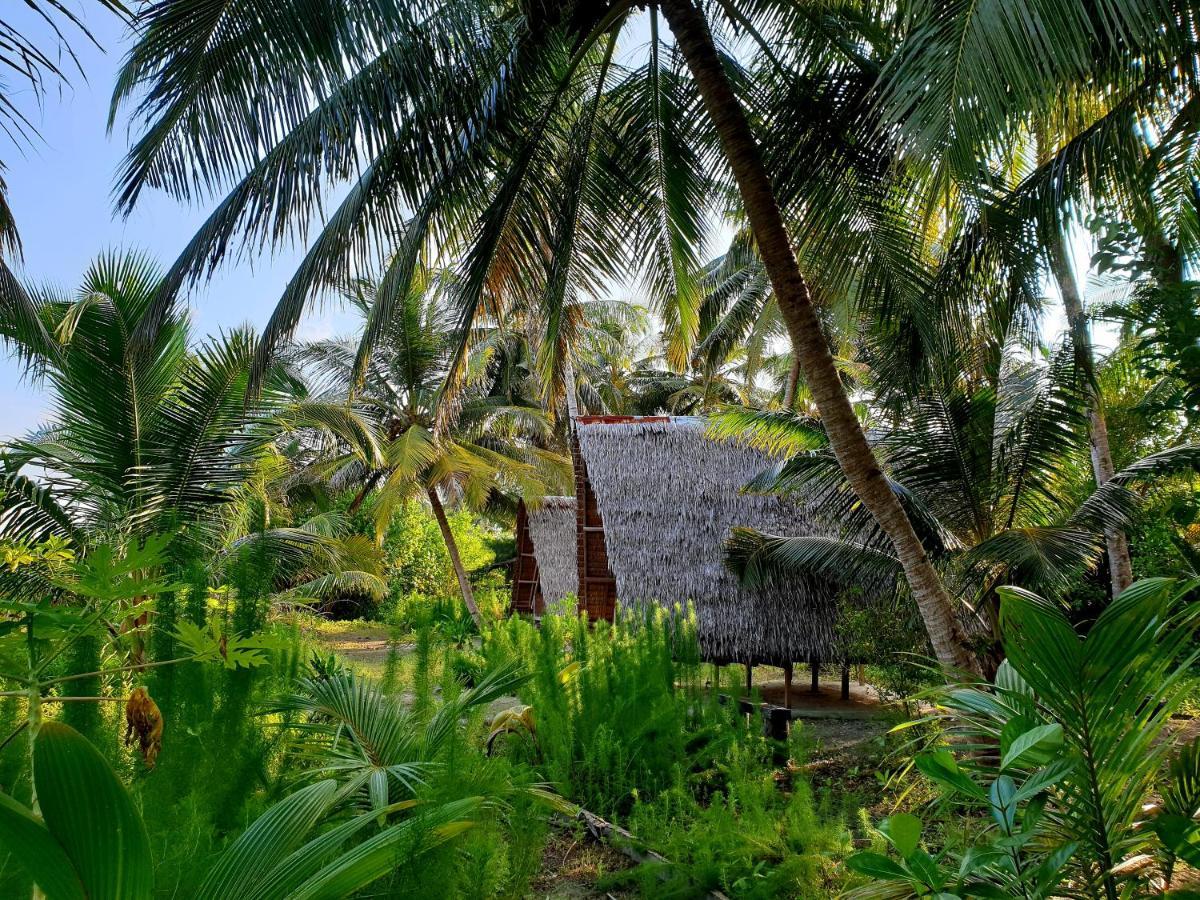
346 495 507 623
620 731 852 898
485 604 717 817
484 605 855 897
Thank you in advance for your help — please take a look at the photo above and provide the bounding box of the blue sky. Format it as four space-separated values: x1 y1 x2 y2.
0 6 345 439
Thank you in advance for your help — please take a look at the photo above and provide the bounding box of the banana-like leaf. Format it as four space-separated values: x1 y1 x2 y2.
34 720 153 900
0 791 85 900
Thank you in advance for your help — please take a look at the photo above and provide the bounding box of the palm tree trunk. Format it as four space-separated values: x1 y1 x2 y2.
427 486 482 626
659 0 978 674
782 354 800 410
347 470 383 515
1048 235 1132 596
564 356 580 421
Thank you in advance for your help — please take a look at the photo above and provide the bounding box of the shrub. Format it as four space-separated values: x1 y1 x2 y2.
484 604 716 817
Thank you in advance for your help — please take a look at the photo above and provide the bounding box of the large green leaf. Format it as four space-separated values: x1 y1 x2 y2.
34 721 153 900
288 798 482 900
880 812 922 858
0 791 85 900
1000 723 1063 772
197 780 339 900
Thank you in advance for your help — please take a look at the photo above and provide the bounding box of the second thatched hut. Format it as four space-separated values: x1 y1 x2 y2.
510 496 579 615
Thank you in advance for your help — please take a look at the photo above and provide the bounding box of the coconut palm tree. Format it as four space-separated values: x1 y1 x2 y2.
873 0 1200 597
723 346 1200 662
0 251 374 557
0 252 284 545
286 269 571 624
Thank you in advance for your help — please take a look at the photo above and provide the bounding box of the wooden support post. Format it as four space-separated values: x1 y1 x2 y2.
841 661 851 701
783 661 793 709
744 661 753 695
810 658 820 693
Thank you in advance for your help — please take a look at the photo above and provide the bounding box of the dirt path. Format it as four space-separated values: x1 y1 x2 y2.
296 618 414 679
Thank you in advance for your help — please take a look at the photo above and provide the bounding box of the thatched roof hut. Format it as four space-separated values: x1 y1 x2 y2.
572 415 838 666
510 497 578 615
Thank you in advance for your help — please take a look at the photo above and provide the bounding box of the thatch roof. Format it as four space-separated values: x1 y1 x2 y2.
526 496 578 604
574 417 837 665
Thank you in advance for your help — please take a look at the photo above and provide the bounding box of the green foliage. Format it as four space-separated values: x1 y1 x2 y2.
372 498 499 622
618 732 852 898
485 606 857 896
484 604 713 817
833 590 934 707
0 721 153 900
194 640 555 899
849 577 1200 898
132 637 304 898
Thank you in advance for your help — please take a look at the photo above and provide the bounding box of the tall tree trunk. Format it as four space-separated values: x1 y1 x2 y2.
564 356 580 421
1048 235 1133 596
659 0 978 674
782 354 801 410
427 486 482 626
347 469 383 515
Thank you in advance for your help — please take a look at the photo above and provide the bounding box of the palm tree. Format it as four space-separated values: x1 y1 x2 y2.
871 0 1200 597
0 251 374 563
195 660 559 899
724 346 1200 663
110 0 998 669
286 270 571 624
0 252 281 544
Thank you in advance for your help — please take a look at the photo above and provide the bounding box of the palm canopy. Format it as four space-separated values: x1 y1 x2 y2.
109 0 1001 396
722 344 1200 627
0 251 363 550
0 253 279 543
284 266 571 532
112 0 1173 672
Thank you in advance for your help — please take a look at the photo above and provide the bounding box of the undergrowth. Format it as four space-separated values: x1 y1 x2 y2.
483 604 858 897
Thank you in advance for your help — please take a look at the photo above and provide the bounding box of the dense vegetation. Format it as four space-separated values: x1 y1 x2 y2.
2 0 1200 897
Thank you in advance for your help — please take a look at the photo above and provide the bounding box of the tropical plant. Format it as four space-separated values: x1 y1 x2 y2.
284 269 570 623
192 659 559 900
0 251 389 625
848 577 1200 898
483 603 726 817
0 720 153 900
0 252 282 545
0 536 179 788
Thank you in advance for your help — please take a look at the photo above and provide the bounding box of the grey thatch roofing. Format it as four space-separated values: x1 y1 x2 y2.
575 417 837 664
526 496 578 604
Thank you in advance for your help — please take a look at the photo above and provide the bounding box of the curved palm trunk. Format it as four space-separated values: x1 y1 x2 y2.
659 0 978 674
427 486 482 626
1048 237 1133 597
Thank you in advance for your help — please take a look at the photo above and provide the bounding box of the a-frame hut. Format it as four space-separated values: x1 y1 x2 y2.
571 415 839 668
